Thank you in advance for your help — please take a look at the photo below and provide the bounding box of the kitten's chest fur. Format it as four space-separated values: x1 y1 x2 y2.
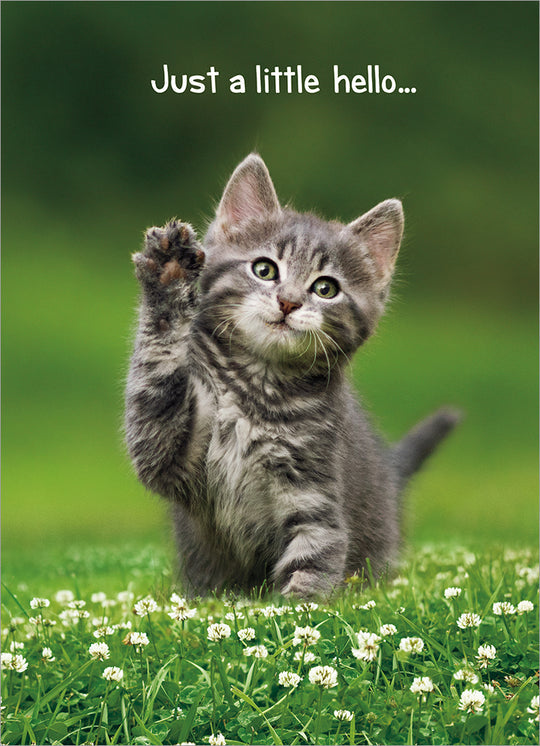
200 379 287 558
196 359 329 564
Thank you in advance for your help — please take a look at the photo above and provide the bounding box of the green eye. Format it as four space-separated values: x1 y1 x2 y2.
311 277 339 299
252 259 278 281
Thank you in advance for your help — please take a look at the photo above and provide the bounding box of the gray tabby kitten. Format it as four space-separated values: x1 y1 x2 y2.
125 154 458 598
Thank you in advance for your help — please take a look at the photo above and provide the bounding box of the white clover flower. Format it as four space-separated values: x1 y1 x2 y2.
112 621 132 631
410 676 434 694
527 694 540 723
308 665 338 688
295 602 319 613
352 630 381 662
458 689 485 714
207 623 231 641
454 669 479 685
444 587 462 599
61 607 89 622
209 733 226 746
261 604 287 618
379 624 397 636
9 641 24 652
237 627 256 642
102 666 124 683
125 632 150 650
518 566 539 585
435 571 451 581
68 600 86 610
11 654 28 672
133 597 159 616
30 597 50 609
334 709 354 721
56 609 71 621
55 589 75 604
278 670 302 688
168 596 196 622
399 637 424 654
42 647 56 661
360 600 376 610
457 612 482 629
8 617 25 629
89 642 110 661
243 644 268 659
492 601 516 616
517 600 534 614
483 683 495 694
293 625 321 646
294 650 316 663
93 626 115 638
476 644 497 667
2 653 28 672
91 592 107 604
117 590 134 604
392 576 409 586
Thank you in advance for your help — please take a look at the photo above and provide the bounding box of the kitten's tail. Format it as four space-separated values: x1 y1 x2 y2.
392 408 462 483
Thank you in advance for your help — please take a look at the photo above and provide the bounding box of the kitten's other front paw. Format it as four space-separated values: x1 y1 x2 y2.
280 570 333 600
133 220 205 288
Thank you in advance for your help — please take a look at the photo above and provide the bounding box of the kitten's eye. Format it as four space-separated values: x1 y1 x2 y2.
311 277 340 299
252 259 279 281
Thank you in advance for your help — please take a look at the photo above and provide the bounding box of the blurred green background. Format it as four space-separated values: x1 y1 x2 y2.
2 1 538 558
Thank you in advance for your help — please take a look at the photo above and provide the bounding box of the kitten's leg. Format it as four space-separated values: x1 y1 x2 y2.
273 502 348 598
125 220 207 501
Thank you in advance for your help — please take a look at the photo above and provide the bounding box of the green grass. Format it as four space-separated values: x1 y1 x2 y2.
1 542 538 745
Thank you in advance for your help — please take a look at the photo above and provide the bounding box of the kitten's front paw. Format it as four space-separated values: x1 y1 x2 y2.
281 570 331 600
133 220 205 288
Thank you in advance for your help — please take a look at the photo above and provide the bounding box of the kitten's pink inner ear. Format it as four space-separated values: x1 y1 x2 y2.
347 199 404 284
218 154 281 229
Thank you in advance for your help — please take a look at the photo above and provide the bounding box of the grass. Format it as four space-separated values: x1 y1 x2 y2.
1 542 538 745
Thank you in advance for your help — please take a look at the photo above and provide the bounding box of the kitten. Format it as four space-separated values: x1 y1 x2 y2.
125 154 458 598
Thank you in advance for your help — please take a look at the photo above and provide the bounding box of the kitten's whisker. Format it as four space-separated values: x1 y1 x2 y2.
314 329 332 387
305 329 320 376
293 330 314 361
318 328 352 370
211 316 235 338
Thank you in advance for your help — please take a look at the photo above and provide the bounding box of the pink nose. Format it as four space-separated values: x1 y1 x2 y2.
278 297 302 316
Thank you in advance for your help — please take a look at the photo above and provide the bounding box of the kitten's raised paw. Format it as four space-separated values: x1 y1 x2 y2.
133 220 205 288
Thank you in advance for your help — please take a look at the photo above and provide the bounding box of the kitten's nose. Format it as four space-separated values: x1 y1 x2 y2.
278 296 302 316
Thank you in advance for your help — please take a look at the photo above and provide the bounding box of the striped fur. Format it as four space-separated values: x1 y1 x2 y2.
125 155 458 597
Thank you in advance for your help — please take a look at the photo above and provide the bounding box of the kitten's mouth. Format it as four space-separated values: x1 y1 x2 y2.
265 318 297 332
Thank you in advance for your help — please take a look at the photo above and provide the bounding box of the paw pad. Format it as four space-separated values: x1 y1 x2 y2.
135 219 204 287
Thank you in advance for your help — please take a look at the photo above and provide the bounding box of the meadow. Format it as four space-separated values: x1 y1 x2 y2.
1 543 538 745
2 211 538 745
2 4 538 744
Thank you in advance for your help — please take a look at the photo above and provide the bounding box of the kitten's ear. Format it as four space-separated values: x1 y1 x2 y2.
216 154 281 230
346 199 404 285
